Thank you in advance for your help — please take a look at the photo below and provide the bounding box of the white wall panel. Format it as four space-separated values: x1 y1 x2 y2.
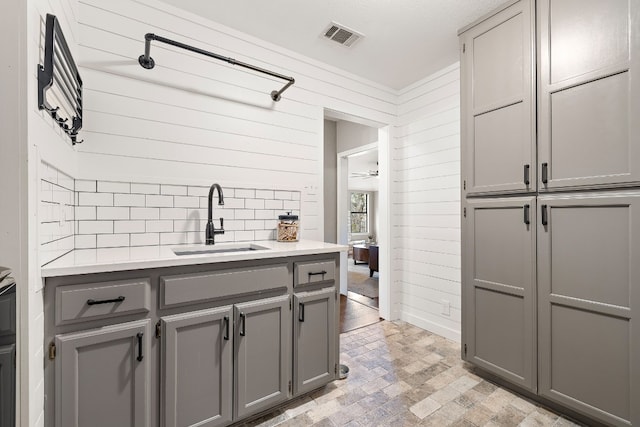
393 63 462 342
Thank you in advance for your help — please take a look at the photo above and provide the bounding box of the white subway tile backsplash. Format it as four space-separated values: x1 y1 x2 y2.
98 181 130 193
130 207 160 220
40 171 302 253
146 195 173 207
161 184 187 196
130 233 160 246
235 209 255 220
131 183 160 194
235 189 255 198
97 233 130 248
235 230 255 241
160 208 187 220
78 221 113 234
75 180 97 192
114 193 146 207
79 192 113 207
245 199 265 210
75 234 97 249
265 200 284 210
187 186 209 197
97 207 129 220
275 191 292 200
244 220 265 230
284 200 301 210
255 210 275 220
174 196 199 208
256 190 274 199
114 220 146 234
74 205 98 220
146 220 174 233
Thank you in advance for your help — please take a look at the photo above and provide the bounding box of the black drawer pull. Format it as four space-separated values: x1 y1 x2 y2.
136 332 144 362
87 296 125 306
524 164 530 186
541 162 548 184
541 204 548 226
308 271 327 277
524 204 530 225
239 312 246 336
299 302 305 322
223 316 229 341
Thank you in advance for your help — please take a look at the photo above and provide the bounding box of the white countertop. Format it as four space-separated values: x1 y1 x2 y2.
41 240 347 278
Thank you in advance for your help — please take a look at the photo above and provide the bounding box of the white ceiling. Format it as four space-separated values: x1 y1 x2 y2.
348 149 379 192
159 0 505 90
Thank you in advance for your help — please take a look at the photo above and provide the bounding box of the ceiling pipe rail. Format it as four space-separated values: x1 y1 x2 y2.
138 33 295 101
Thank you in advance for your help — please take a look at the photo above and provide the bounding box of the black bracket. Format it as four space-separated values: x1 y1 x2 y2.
138 33 295 102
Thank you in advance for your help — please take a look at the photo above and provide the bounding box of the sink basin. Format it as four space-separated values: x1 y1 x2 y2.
172 243 270 256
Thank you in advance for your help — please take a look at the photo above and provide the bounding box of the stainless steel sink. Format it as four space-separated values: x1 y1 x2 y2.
172 243 270 256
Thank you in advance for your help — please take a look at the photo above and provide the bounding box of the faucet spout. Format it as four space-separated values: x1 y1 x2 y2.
206 183 225 245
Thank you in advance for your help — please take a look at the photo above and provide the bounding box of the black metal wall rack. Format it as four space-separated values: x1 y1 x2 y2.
38 14 83 145
138 33 295 102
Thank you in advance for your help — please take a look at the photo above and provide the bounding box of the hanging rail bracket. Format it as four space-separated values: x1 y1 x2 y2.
138 33 295 102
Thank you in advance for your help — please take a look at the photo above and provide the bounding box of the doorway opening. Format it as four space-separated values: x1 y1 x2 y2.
323 110 391 333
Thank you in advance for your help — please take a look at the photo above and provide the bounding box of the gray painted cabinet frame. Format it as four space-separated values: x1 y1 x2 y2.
0 344 15 427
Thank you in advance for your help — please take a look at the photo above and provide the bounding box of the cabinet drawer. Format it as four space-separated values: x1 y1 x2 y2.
294 260 335 288
55 278 151 325
160 264 288 308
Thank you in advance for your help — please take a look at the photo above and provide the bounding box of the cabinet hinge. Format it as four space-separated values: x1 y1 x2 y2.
48 341 56 361
289 299 292 311
463 207 467 218
464 344 467 356
155 321 162 339
288 380 292 393
335 364 338 374
462 43 466 53
463 180 466 190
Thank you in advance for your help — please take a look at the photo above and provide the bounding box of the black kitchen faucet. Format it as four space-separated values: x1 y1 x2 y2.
205 183 225 245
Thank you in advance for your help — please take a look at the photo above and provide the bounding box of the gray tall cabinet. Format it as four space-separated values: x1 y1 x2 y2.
460 1 639 426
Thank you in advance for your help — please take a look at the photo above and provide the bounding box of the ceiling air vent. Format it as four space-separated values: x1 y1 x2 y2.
322 22 363 47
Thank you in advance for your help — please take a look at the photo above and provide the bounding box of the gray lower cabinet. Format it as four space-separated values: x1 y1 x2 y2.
54 319 151 427
462 197 536 392
235 295 291 420
460 0 536 196
0 344 15 427
537 192 640 426
293 288 336 395
161 306 233 427
538 0 640 191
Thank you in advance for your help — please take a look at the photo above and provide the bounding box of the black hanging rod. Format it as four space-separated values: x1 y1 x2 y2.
138 33 295 102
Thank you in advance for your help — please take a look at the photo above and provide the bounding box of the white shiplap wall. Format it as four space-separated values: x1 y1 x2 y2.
75 0 397 241
392 63 462 342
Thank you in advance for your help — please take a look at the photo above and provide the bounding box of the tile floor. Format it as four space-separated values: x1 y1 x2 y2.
239 321 583 427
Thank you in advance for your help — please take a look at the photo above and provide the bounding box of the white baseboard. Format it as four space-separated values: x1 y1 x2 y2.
400 312 461 343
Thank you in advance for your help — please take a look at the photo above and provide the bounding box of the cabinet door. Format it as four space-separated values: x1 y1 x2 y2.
293 288 336 395
462 197 536 391
460 0 536 196
235 295 290 419
538 193 640 426
0 344 15 427
161 306 233 427
55 320 151 427
538 0 640 190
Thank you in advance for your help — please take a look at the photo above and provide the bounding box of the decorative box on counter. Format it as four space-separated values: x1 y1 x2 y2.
277 212 299 242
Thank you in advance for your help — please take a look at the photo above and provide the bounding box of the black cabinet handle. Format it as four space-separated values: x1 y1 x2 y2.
223 316 229 341
524 204 530 225
308 271 327 277
87 296 125 306
541 163 548 184
541 204 548 226
136 332 144 362
239 312 246 336
524 164 530 186
299 302 305 322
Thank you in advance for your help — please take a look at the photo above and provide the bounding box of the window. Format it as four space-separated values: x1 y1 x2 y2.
350 192 368 234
